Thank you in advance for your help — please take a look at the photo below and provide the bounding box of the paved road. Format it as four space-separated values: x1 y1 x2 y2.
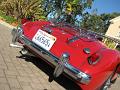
0 22 120 90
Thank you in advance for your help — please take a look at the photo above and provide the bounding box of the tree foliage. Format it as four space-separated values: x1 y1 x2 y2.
0 0 6 4
0 0 94 23
43 0 93 23
0 0 120 34
80 12 120 33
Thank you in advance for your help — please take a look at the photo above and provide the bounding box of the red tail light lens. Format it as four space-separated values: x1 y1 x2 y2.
88 53 100 65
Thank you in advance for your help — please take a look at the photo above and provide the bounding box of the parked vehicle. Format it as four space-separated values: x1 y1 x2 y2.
10 19 120 90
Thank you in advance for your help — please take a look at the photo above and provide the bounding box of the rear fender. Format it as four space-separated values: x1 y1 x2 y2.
115 52 120 74
95 50 120 85
101 49 120 71
116 64 120 74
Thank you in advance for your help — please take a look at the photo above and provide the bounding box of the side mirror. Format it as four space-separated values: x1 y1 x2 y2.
21 18 30 24
21 16 35 24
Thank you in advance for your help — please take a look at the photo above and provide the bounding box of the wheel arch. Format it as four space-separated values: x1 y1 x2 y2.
116 63 120 74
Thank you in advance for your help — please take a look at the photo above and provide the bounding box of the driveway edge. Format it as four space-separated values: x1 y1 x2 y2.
0 20 16 29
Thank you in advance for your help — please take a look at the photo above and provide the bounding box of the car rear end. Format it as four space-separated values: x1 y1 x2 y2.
11 20 120 90
11 21 92 85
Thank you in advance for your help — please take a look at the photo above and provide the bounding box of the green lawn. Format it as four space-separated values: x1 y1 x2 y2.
0 11 17 24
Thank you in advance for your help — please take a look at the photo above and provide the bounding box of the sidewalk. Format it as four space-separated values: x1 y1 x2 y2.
0 20 66 90
0 20 15 29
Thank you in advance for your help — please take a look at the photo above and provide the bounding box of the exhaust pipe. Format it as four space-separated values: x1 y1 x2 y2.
9 43 23 48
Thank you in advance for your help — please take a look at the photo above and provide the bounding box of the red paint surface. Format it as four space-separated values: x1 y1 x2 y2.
22 20 120 90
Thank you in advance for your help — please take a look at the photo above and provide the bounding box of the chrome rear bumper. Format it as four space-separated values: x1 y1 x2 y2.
10 27 91 85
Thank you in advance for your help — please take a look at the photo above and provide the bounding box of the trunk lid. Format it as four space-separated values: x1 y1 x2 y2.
22 21 106 70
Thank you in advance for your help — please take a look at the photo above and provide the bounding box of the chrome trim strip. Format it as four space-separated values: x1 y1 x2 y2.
21 36 80 74
11 28 91 84
20 35 91 84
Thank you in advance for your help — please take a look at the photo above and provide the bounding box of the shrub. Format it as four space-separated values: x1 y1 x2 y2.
0 0 45 20
103 38 117 49
0 10 17 24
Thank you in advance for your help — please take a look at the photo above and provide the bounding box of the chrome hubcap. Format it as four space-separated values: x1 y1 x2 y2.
103 76 112 90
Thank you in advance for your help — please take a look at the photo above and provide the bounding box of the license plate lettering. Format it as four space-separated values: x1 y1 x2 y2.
32 29 56 51
36 35 50 47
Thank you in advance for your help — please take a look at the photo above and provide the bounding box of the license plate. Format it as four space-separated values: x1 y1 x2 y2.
32 29 56 51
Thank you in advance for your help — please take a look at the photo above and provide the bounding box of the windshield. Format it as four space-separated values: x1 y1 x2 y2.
54 22 102 41
44 21 119 43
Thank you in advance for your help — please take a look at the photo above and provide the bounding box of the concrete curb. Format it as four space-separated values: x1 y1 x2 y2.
0 20 16 29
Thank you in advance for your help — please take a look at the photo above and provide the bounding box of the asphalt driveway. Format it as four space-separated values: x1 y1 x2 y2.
0 21 120 90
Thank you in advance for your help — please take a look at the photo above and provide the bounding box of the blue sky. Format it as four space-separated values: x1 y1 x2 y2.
88 0 120 14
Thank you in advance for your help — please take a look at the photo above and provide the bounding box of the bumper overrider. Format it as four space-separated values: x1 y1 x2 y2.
11 27 91 85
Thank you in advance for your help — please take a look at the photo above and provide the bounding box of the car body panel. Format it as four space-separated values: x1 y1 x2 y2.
12 20 120 90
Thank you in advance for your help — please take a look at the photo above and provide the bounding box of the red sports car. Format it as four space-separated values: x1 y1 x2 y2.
10 19 120 90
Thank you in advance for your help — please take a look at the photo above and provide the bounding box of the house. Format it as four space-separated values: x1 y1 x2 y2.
105 16 120 49
106 16 120 40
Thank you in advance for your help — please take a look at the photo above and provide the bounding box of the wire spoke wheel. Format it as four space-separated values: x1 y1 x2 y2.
101 68 118 90
102 77 112 90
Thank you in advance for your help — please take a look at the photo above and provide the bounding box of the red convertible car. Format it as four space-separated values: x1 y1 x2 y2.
10 19 120 90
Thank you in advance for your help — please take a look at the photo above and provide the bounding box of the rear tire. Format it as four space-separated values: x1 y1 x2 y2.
101 76 112 90
101 70 117 90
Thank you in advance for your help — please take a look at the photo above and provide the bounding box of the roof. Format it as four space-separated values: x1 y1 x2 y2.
110 16 120 23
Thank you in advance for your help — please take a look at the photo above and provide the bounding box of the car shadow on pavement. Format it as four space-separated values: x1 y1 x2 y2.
17 55 82 90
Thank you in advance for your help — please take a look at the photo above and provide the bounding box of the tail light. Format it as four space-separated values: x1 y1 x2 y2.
88 53 101 65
